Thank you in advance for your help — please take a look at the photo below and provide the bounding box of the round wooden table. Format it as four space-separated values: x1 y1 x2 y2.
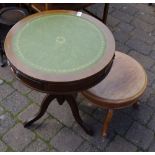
4 10 115 135
82 51 147 136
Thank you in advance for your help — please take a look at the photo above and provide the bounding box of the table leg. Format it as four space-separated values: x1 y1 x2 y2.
24 93 93 136
66 95 94 136
102 109 113 137
102 3 109 24
24 94 55 127
56 96 65 105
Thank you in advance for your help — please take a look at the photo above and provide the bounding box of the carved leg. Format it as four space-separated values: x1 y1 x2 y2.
57 96 65 105
24 94 55 127
66 95 93 136
102 109 113 137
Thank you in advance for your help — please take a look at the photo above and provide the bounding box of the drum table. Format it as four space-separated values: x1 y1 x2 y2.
4 10 115 135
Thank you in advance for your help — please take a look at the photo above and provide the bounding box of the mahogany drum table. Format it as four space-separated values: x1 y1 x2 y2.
4 10 115 135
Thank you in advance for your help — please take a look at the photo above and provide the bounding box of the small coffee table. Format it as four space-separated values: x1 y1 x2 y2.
4 10 115 135
82 51 147 136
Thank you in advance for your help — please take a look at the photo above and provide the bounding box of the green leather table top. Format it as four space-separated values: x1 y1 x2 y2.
12 13 106 73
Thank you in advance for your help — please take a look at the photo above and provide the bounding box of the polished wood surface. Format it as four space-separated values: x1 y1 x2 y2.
5 10 115 93
9 57 114 94
82 51 147 136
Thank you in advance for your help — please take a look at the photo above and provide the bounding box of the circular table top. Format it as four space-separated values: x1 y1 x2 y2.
82 51 147 108
5 10 115 83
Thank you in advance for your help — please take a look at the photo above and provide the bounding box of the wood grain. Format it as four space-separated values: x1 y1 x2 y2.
82 51 147 109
